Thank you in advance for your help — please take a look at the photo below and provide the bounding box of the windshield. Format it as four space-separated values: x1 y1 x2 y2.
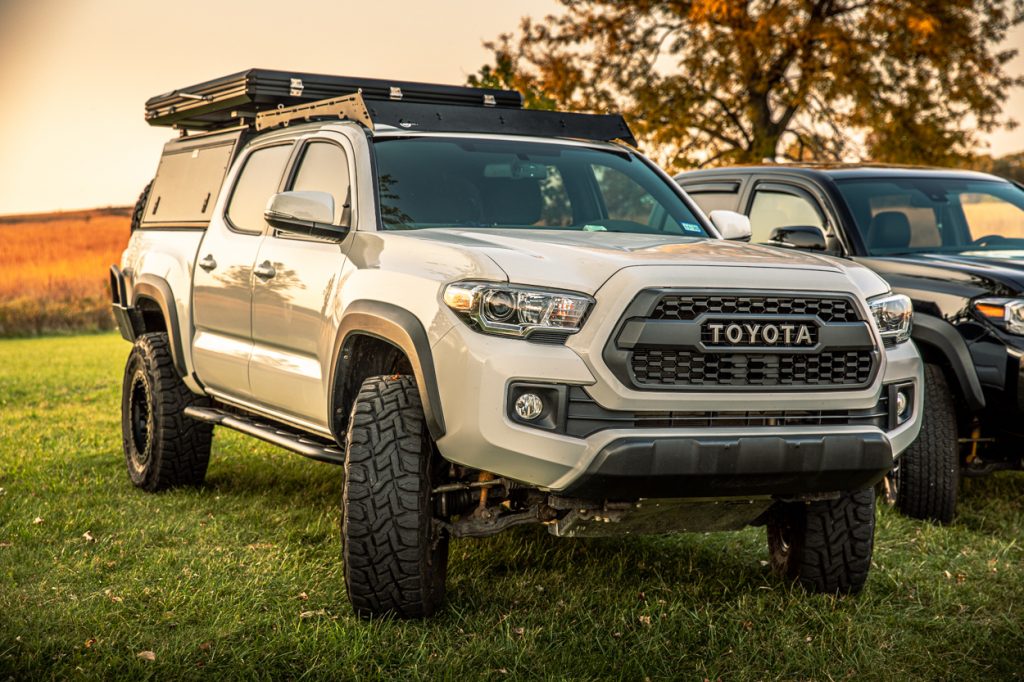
835 177 1024 255
372 137 708 236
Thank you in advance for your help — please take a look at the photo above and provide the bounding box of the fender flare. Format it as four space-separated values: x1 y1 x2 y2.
911 313 985 410
131 274 188 378
330 300 446 441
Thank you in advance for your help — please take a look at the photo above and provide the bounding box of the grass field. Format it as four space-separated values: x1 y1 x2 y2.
1 334 1022 680
0 209 130 337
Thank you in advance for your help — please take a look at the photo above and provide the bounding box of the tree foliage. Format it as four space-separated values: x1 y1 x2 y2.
469 0 1024 170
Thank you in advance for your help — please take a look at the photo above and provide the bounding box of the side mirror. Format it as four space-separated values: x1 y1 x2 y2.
264 191 348 239
708 210 752 241
769 225 827 251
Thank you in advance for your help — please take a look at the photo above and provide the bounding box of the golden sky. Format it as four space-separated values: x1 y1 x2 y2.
0 0 1021 216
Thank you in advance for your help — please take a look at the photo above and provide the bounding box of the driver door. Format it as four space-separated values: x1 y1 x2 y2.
249 134 355 427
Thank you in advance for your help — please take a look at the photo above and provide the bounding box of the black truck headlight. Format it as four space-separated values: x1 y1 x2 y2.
868 293 913 344
443 282 592 338
974 298 1024 335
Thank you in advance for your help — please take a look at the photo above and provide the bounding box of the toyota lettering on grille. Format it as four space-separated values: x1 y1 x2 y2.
706 322 815 346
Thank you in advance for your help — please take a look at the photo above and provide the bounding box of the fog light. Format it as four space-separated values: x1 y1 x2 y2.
896 390 908 419
514 393 544 421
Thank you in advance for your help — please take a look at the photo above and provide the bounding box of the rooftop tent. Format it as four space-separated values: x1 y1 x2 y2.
144 68 638 147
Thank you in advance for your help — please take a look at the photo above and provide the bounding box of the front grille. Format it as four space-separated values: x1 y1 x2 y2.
604 290 879 392
565 387 888 438
653 295 859 323
631 349 874 387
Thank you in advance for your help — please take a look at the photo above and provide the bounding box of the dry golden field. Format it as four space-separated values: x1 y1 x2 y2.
962 196 1024 238
0 208 130 336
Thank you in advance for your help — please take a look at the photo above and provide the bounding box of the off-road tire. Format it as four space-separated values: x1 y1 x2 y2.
894 363 959 524
767 488 876 594
121 333 213 491
130 180 152 232
342 375 448 619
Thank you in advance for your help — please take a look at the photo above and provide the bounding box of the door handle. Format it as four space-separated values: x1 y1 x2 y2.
253 261 277 280
198 254 217 272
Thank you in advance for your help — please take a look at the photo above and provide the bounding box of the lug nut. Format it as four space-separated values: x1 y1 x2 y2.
514 393 544 421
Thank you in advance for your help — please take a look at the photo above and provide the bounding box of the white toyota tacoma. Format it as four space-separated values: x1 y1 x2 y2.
111 70 923 618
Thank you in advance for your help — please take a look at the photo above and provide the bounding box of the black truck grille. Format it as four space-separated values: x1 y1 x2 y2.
652 295 859 323
605 291 879 392
631 349 875 387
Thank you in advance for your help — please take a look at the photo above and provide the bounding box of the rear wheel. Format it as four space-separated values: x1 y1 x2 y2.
342 375 448 619
893 363 959 524
121 333 213 491
767 488 876 594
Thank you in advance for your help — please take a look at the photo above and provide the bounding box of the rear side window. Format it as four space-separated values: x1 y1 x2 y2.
290 142 352 225
687 191 740 214
226 144 293 233
144 139 237 228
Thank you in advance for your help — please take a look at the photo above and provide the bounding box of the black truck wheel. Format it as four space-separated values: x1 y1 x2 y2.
342 375 449 619
767 488 876 594
121 333 213 491
893 363 959 524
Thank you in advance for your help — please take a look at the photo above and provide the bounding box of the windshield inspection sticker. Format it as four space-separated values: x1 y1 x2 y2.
681 222 703 233
583 224 608 232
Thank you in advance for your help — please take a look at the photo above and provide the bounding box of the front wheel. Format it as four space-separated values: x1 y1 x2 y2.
767 488 876 594
893 363 959 524
342 375 449 619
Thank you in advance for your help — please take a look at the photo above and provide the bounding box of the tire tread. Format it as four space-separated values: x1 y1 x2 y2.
121 332 212 491
896 363 959 523
342 375 447 619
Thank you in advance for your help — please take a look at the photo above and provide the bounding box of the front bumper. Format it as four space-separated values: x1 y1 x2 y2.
430 269 923 495
432 321 920 493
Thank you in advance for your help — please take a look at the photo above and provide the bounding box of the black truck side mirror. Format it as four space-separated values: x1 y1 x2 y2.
769 225 828 251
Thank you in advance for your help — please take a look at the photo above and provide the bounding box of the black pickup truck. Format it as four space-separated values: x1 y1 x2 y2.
676 165 1024 523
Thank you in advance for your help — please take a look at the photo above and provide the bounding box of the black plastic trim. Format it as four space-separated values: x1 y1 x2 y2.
109 265 136 343
563 432 893 499
132 274 188 377
506 382 568 432
331 301 446 441
912 313 986 410
563 386 891 438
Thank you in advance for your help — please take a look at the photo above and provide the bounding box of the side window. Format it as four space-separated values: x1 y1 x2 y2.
867 194 941 247
687 191 740 214
748 190 825 244
226 144 294 233
290 142 352 225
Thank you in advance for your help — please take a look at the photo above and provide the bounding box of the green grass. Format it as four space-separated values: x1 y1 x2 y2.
1 334 1022 680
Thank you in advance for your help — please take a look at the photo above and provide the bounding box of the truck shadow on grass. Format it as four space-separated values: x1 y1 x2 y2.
955 471 1024 534
194 448 1024 589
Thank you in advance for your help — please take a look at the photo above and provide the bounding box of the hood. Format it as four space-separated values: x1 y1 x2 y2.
871 252 1024 295
400 228 849 294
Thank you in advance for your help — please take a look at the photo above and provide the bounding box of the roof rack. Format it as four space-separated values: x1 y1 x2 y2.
145 68 638 147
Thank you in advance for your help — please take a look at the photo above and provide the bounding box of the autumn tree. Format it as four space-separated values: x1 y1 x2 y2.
469 0 1024 169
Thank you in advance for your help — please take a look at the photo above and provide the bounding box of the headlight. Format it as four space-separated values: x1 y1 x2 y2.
443 281 593 338
868 293 913 344
974 297 1024 334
